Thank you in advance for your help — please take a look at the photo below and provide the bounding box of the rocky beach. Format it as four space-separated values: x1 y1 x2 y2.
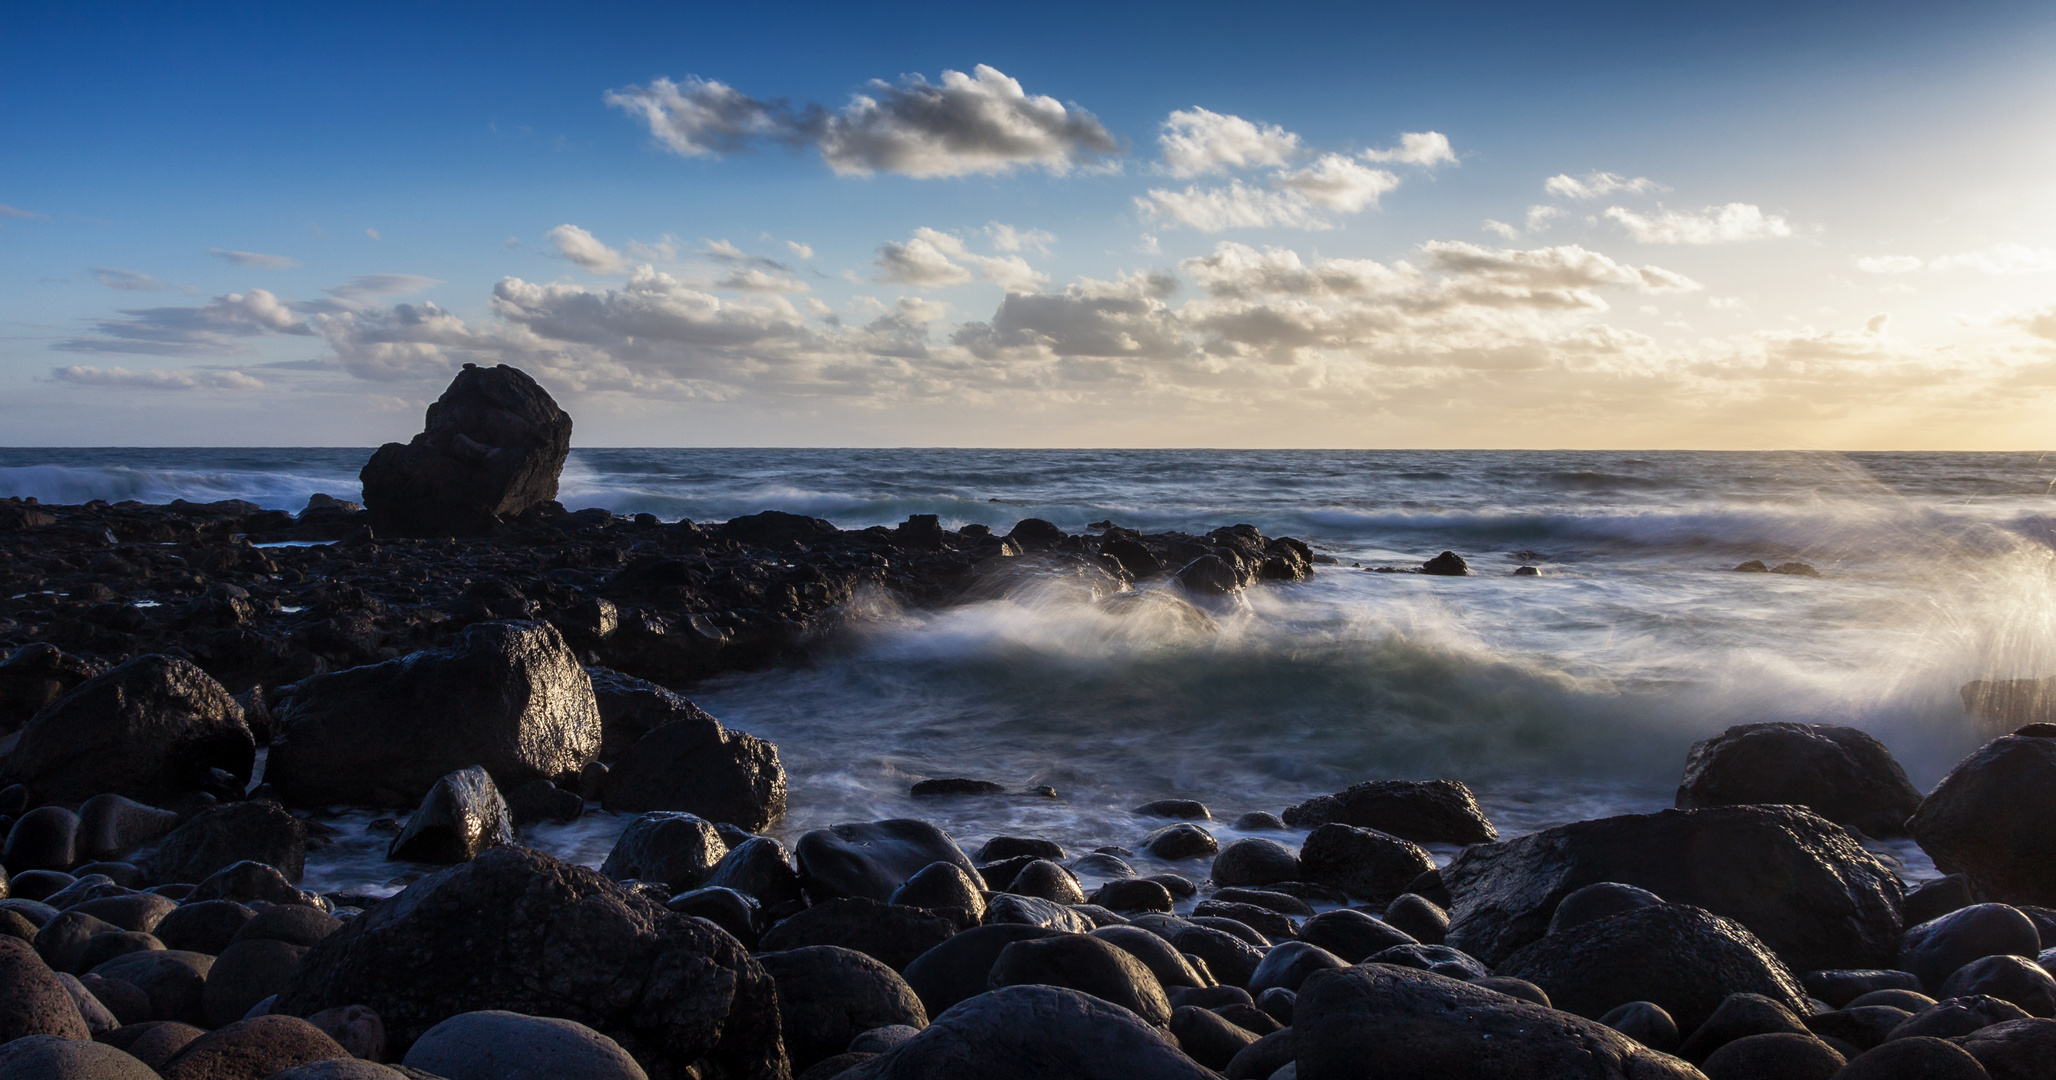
2 365 2056 1079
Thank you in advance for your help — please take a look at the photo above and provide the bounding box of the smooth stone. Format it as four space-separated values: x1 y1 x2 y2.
701 835 802 909
1142 824 1218 861
1698 1032 1845 1080
1548 881 1668 935
757 897 960 971
1899 904 2043 989
1603 1001 1682 1052
1938 955 2056 1017
756 946 928 1072
1280 779 1497 843
1209 839 1298 889
401 1009 647 1080
387 766 513 864
599 811 727 892
156 1014 349 1080
1832 1035 1991 1079
0 936 90 1042
0 1034 160 1079
833 984 1217 1080
1890 994 2031 1039
901 924 1067 1018
152 900 255 955
1090 926 1209 991
1676 722 1924 837
1295 908 1416 963
795 820 979 903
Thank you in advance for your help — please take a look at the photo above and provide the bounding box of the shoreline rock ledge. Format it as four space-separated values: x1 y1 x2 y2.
359 362 572 538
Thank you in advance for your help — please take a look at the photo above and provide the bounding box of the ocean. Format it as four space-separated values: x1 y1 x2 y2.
6 447 2054 894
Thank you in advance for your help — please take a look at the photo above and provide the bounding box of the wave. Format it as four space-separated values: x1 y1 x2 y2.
0 462 362 510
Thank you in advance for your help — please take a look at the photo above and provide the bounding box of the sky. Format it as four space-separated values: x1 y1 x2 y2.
4 0 2056 449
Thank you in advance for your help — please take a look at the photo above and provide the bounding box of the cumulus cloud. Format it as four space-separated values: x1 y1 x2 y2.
608 65 1120 178
207 248 299 270
1277 155 1399 212
1604 203 1792 244
874 227 1047 291
987 223 1054 253
716 267 810 293
1545 172 1664 199
1526 205 1565 232
55 289 312 356
93 268 162 291
547 225 629 275
51 366 263 390
785 240 815 260
1157 108 1300 176
1362 131 1456 167
1483 220 1520 240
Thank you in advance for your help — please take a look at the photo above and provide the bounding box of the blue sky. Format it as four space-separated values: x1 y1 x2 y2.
5 0 2055 447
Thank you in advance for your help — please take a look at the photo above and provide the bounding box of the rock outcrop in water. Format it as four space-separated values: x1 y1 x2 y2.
1675 721 1925 838
359 363 572 539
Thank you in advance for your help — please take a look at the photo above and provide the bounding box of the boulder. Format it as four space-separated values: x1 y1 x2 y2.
1498 903 1807 1035
386 767 512 864
266 1062 410 1080
585 667 721 762
152 900 256 955
1160 921 1264 990
5 807 78 874
146 802 307 885
600 812 728 893
1295 822 1436 905
983 893 1093 933
158 1014 349 1080
1803 970 1922 1009
900 924 1067 1018
1906 875 1978 926
1296 908 1417 963
188 861 309 907
1088 926 1208 991
1832 1036 1992 1079
76 795 181 862
1938 955 2056 1017
1912 733 2056 905
400 1010 647 1080
1444 805 1903 971
756 946 928 1071
1384 892 1449 944
0 1034 159 1079
0 936 89 1042
1141 823 1217 861
664 886 759 944
1602 1001 1681 1052
988 934 1171 1027
1281 779 1498 843
1958 1017 2056 1080
1247 940 1347 994
0 643 102 735
0 655 253 806
795 820 978 903
1293 964 1702 1079
1008 860 1084 906
1675 992 1811 1061
1898 904 2043 989
502 779 582 827
203 938 308 1028
358 363 572 538
1549 882 1668 935
99 1020 205 1070
1087 879 1173 914
1209 838 1299 889
89 950 214 1026
266 621 601 808
598 712 786 833
834 984 1218 1080
1675 722 1923 838
1367 942 1491 981
305 1003 385 1062
890 862 987 919
757 898 959 972
271 846 786 1079
1697 1032 1843 1080
1892 994 2031 1039
702 836 803 909
1168 1005 1258 1071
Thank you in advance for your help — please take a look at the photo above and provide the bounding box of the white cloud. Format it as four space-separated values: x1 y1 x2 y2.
1856 255 1924 274
93 268 162 292
546 224 629 275
1545 172 1664 199
207 248 299 270
874 227 1048 291
1526 205 1565 232
1277 155 1399 212
51 366 263 390
1362 131 1456 167
55 289 312 357
1483 220 1520 240
1928 243 2056 275
715 267 810 293
1156 107 1300 176
1136 181 1330 232
987 223 1055 253
607 65 1120 178
1604 203 1793 244
785 240 815 260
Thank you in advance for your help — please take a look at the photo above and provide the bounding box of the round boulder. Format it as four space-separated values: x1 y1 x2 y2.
1676 722 1924 837
400 1009 648 1080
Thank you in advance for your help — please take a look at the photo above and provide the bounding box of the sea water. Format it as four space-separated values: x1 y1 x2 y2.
6 447 2054 895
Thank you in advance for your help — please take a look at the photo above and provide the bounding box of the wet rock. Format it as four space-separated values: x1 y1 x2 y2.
599 812 727 893
235 905 343 950
89 950 214 1026
203 938 311 1028
387 767 513 865
76 795 181 863
271 846 786 1078
1 655 252 807
1834 1036 1990 1079
1295 822 1436 905
306 1003 386 1062
1890 995 2030 1039
1420 551 1469 576
1384 893 1449 945
1294 964 1701 1079
598 711 785 832
890 862 987 919
1804 1005 1910 1052
1169 1005 1258 1070
1912 734 2056 906
1474 975 1551 1007
1142 823 1218 861
1368 942 1491 981
0 936 90 1041
1676 722 1924 838
758 897 960 972
0 645 102 735
1008 860 1084 905
984 893 1093 933
702 836 803 909
1176 554 1239 596
900 924 1066 1018
1899 904 2043 989
54 971 118 1035
834 984 1217 1080
1602 1001 1682 1052
1498 903 1809 1036
1549 882 1669 935
1191 900 1296 939
1209 838 1299 888
1246 940 1346 995
147 802 307 885
1677 992 1812 1061
75 930 165 971
1163 922 1265 989
1699 1032 1844 1080
5 806 79 874
1803 969 1923 1009
267 621 600 808
1444 805 1903 972
1134 800 1210 821
1280 779 1497 844
1089 926 1208 991
188 861 308 907
584 666 718 762
910 778 1005 797
1088 879 1175 913
0 1035 159 1079
1958 1017 2056 1080
1938 956 2056 1017
975 836 1065 862
720 509 838 549
8 869 72 902
400 1009 648 1080
101 1020 206 1069
795 820 978 903
1905 875 1977 926
757 946 928 1071
1295 908 1416 962
359 363 573 538
502 778 582 827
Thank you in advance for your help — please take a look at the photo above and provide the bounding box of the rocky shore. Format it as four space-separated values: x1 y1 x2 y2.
2 366 2054 1079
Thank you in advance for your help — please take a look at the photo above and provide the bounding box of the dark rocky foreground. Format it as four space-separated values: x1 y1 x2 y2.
4 367 2056 1079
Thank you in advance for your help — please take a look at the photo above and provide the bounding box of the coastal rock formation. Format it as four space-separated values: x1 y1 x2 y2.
598 710 786 832
1442 805 1903 972
1675 722 1924 837
1281 778 1498 843
0 654 252 806
1912 731 2056 905
266 620 600 808
359 363 572 538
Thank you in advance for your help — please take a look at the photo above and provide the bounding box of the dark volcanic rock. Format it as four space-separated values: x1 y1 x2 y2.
1674 992 1811 1061
401 1010 646 1080
1296 822 1437 904
1089 926 1207 991
988 934 1172 1027
1959 1017 2056 1080
1141 823 1218 861
1698 1032 1843 1080
5 805 78 873
599 812 728 893
1912 733 2056 905
156 1014 350 1080
146 801 307 885
795 819 979 902
1444 805 1903 972
387 766 514 864
1893 994 2030 1039
1209 837 1299 888
1549 882 1668 935
1294 964 1702 1079
1834 1036 1990 1079
0 643 101 735
0 935 90 1042
598 711 786 832
1281 779 1498 843
585 666 720 761
77 794 182 862
1498 903 1808 1035
272 846 786 1079
756 946 928 1071
702 836 803 909
359 363 572 538
1898 903 2043 989
1675 722 1924 837
267 621 601 808
891 861 988 919
835 984 1217 1080
0 654 253 806
1296 907 1418 962
0 1035 160 1079
900 923 1067 1018
757 897 959 972
1938 955 2056 1017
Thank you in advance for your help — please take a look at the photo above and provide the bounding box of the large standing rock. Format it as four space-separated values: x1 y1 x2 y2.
795 820 979 902
358 363 572 538
266 621 601 808
1281 779 1499 843
145 802 307 885
1911 732 2056 905
387 767 513 864
1675 722 1924 837
1444 805 1902 971
0 655 252 806
598 713 786 833
271 846 786 1080
1495 903 1809 1035
835 985 1219 1080
1294 964 1702 1079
